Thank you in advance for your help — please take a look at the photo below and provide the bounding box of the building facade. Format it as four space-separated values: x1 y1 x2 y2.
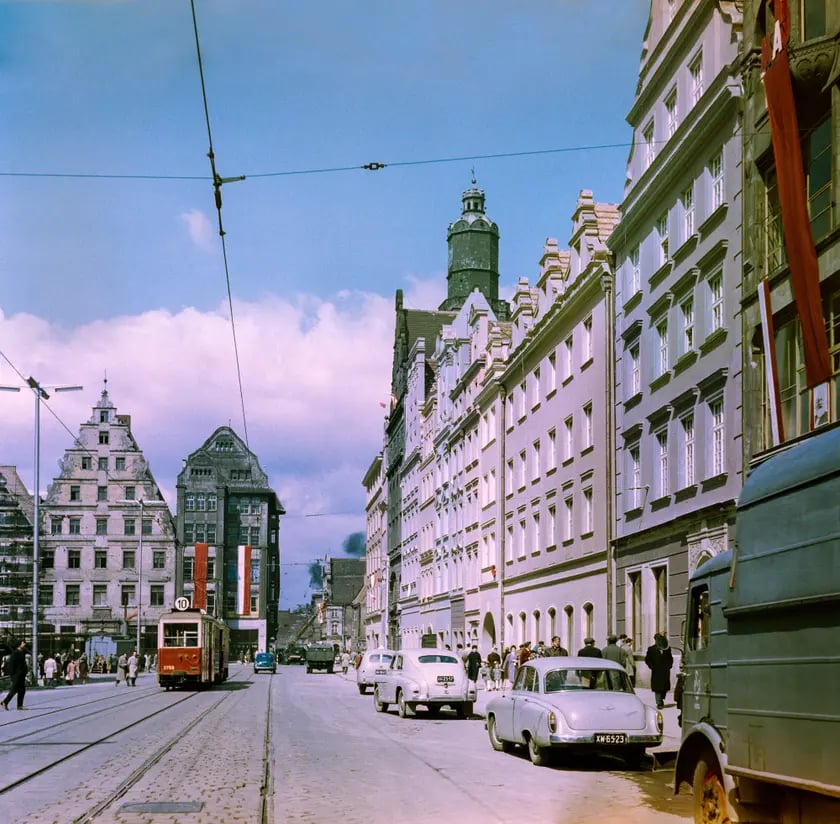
740 0 840 455
362 451 387 649
0 466 34 648
607 0 744 667
176 426 283 658
40 389 177 654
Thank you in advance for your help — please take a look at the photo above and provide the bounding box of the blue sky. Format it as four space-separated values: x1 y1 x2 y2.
0 0 649 608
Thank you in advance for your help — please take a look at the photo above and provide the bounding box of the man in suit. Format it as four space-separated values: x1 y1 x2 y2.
2 641 30 710
645 631 674 709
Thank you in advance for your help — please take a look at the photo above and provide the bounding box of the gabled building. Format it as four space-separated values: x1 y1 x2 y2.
607 0 743 664
40 388 177 654
176 426 283 659
321 556 365 651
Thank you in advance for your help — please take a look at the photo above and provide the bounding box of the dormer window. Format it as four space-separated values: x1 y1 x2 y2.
99 410 109 423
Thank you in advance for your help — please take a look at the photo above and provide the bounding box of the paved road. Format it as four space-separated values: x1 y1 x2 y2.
0 664 693 823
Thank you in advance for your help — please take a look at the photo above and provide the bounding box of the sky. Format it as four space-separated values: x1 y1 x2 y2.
0 0 650 608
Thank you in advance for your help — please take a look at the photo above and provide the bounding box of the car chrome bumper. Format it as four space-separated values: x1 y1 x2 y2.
548 733 663 746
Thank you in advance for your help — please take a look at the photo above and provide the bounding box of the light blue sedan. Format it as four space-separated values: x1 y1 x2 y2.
486 657 662 766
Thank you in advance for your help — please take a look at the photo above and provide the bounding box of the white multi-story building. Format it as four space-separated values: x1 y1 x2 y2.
362 451 387 649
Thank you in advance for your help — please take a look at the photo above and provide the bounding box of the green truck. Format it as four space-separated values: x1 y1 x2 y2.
305 643 336 674
676 423 840 823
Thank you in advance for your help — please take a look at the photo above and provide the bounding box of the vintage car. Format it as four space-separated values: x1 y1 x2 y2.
356 648 395 695
373 648 476 718
485 657 662 766
253 651 276 674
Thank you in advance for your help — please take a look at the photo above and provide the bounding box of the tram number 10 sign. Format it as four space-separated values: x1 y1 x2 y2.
174 596 191 611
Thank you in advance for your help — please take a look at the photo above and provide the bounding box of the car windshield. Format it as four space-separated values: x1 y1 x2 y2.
418 654 459 664
544 668 633 693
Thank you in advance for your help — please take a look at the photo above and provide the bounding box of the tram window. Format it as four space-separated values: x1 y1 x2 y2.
687 585 710 651
163 622 200 647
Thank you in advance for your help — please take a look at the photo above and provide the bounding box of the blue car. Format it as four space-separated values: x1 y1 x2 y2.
254 652 276 674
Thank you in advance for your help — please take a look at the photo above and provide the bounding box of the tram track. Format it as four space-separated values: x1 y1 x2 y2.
0 669 254 799
259 672 274 824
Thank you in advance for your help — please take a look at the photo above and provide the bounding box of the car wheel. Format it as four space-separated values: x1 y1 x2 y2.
397 690 413 718
692 756 731 824
487 715 511 753
373 687 389 714
527 734 550 767
357 683 367 695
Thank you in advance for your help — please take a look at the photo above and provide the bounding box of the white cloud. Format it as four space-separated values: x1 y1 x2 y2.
179 209 215 253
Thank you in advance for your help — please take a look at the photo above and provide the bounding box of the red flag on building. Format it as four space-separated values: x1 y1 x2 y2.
193 543 208 611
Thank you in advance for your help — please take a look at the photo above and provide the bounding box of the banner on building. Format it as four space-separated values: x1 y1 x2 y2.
237 545 252 615
193 543 208 611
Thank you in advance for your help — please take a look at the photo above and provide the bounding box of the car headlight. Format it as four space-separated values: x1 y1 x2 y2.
547 711 557 734
656 710 663 734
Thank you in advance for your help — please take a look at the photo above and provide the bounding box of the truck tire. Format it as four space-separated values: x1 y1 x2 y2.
692 757 731 824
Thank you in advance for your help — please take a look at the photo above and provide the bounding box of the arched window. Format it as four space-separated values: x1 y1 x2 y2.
547 607 557 641
533 609 541 645
564 605 574 652
583 602 594 641
519 611 527 644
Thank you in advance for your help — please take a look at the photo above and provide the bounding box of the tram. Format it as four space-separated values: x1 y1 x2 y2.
157 607 229 689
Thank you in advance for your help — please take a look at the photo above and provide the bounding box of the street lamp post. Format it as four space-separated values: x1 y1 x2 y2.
2 378 82 675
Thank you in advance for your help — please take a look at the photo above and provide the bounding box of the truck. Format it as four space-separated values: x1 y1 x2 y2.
305 643 336 674
675 423 840 823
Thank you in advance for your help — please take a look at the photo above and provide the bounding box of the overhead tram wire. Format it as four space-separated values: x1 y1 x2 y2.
188 0 254 481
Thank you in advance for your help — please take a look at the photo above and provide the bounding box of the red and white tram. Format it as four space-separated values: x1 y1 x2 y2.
157 607 229 689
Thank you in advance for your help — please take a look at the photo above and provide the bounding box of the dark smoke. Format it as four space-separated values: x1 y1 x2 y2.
342 532 365 557
307 561 322 588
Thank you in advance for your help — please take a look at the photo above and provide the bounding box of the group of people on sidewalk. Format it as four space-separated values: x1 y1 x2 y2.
114 651 140 686
448 631 675 708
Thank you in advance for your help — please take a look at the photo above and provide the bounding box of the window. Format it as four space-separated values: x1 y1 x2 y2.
547 504 556 547
547 353 556 394
806 117 832 241
96 517 107 536
99 431 109 445
51 518 62 535
93 585 108 607
115 457 126 471
197 494 207 512
628 570 643 649
583 488 593 534
518 519 526 559
505 459 514 495
709 398 725 476
42 550 54 569
518 450 526 489
532 512 541 553
124 486 135 500
70 485 81 502
582 403 593 449
687 585 711 651
66 584 80 606
208 493 217 512
207 558 215 579
195 523 206 543
95 550 107 569
547 428 557 472
564 416 574 461
582 317 593 363
82 456 92 470
123 550 135 570
629 344 641 396
206 523 217 543
657 430 669 497
69 517 81 535
665 89 678 138
563 336 573 381
124 518 135 536
184 522 194 543
653 565 669 635
183 557 194 582
98 457 108 471
681 415 696 487
531 368 541 409
121 585 135 607
629 246 641 296
99 410 109 423
505 395 514 429
680 298 694 354
185 494 195 512
506 524 514 563
657 319 670 375
41 585 53 606
153 550 166 569
97 485 107 502
689 51 703 106
68 549 81 569
142 518 152 536
802 0 827 40
709 151 724 211
709 273 723 333
763 168 785 273
628 445 642 510
532 440 541 481
150 585 164 607
517 381 526 419
206 591 216 614
681 184 695 240
564 497 574 542
656 212 669 266
643 121 655 170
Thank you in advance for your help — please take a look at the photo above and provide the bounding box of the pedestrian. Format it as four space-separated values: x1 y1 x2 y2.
645 632 674 709
354 651 363 669
577 637 603 658
340 651 350 674
546 635 569 657
144 653 151 672
127 651 138 686
44 654 58 688
2 642 29 710
518 643 531 667
116 652 127 686
602 635 624 664
619 634 637 687
486 646 502 691
466 645 482 691
37 654 45 686
501 646 518 693
78 655 89 685
65 659 76 685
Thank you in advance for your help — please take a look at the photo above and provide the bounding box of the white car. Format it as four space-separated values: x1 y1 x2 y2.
373 648 476 718
356 649 395 695
485 657 663 767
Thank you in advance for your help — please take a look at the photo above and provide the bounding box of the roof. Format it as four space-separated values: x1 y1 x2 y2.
520 656 626 672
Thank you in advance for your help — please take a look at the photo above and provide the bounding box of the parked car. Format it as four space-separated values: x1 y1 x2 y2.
253 651 276 674
485 657 662 767
373 648 476 718
355 648 395 695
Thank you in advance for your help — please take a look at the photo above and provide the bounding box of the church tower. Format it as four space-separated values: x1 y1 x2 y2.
439 180 509 319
